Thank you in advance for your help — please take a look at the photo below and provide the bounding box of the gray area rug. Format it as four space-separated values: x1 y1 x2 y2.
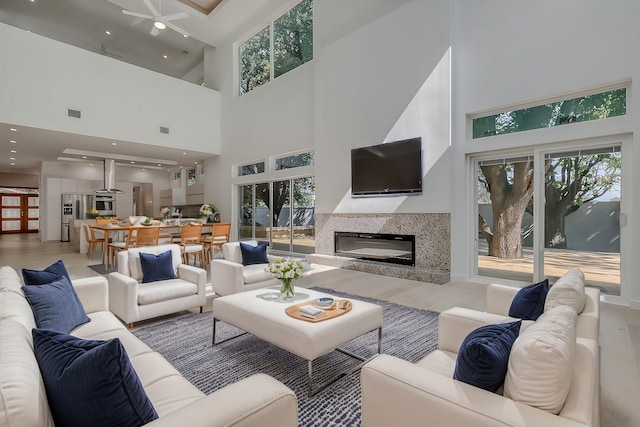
133 287 439 426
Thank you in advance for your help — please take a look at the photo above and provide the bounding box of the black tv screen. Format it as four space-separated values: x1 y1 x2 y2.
351 137 422 197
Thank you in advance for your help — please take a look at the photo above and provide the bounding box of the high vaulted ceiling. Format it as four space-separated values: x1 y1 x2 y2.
0 0 278 175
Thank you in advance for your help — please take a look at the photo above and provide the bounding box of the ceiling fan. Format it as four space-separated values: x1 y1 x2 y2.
122 0 190 37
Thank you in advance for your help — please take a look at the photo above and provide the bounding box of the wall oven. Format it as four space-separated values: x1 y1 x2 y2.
94 194 115 216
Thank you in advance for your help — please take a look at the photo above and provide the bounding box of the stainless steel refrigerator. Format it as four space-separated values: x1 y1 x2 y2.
61 194 93 242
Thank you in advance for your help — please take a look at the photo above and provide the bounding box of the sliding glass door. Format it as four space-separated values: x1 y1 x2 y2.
541 147 621 295
237 176 315 253
474 143 622 295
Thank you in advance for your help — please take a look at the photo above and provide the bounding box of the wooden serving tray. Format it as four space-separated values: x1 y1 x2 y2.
285 299 352 323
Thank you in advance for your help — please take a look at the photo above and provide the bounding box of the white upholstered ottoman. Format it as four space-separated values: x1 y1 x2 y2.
212 287 383 395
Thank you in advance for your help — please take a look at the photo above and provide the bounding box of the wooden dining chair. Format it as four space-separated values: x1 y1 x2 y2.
202 222 231 264
132 227 160 247
83 223 103 260
108 231 132 268
176 224 204 266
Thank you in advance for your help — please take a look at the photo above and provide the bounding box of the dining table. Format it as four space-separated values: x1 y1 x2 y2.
91 221 212 267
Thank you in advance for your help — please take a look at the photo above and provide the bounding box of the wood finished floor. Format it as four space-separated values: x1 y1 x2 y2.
1 233 638 426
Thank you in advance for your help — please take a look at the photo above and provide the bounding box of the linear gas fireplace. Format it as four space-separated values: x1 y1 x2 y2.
334 232 415 266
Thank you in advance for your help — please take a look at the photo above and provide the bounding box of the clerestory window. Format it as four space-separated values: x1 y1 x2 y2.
472 87 627 139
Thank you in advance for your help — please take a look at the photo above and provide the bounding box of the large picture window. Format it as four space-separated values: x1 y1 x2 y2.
238 0 313 95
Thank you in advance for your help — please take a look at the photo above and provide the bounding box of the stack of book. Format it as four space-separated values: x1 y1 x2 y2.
298 305 324 319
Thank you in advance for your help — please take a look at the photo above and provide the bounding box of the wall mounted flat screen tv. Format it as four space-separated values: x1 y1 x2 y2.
351 137 422 197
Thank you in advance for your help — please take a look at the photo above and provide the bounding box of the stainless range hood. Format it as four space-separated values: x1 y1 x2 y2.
96 159 123 194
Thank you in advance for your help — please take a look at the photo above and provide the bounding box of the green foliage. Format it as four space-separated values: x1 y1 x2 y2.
473 88 627 138
276 151 315 170
239 26 270 95
544 152 620 210
239 0 313 95
274 0 313 78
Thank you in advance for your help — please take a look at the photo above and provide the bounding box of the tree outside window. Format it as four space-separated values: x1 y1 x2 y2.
239 27 270 95
238 0 313 95
274 0 313 78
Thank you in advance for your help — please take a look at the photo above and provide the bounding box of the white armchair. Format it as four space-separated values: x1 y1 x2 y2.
209 240 280 296
108 244 207 328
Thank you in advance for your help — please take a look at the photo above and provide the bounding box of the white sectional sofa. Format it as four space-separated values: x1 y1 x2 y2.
0 266 298 427
361 268 600 427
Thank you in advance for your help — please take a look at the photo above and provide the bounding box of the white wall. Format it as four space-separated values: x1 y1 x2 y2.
450 0 639 306
314 0 451 214
0 172 38 188
205 0 452 231
203 1 317 227
0 23 221 155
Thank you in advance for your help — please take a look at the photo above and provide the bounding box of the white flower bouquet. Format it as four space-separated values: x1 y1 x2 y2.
266 258 304 301
199 203 217 218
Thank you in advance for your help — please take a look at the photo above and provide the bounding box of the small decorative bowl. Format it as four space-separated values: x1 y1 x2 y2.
314 297 334 308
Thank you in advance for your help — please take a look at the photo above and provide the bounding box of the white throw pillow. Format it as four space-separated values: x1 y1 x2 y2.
544 267 586 314
504 305 577 414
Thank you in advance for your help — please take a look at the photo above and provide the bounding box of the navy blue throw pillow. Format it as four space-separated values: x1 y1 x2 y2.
32 329 158 427
22 259 70 284
139 250 177 283
22 276 90 333
508 279 549 321
453 320 521 393
240 242 269 266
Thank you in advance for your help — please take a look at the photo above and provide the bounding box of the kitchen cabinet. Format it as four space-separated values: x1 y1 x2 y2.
159 188 186 206
61 179 78 193
77 180 93 194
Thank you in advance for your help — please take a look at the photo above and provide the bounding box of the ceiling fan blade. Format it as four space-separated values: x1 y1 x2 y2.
122 10 153 20
142 0 160 17
161 12 188 21
150 25 160 36
165 21 190 37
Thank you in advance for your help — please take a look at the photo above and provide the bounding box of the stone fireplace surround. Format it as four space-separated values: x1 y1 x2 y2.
307 213 450 284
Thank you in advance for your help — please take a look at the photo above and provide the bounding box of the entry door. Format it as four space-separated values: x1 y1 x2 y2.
1 194 39 233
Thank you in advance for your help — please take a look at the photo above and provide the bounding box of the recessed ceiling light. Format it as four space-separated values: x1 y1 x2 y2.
89 163 94 166
9 157 15 160
10 163 15 166
182 152 186 155
194 161 198 164
183 34 188 38
10 128 17 132
154 21 166 30
105 30 111 35
82 156 87 159
10 150 16 153
10 140 16 143
111 142 117 146
157 164 162 167
163 55 168 59
130 161 135 164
